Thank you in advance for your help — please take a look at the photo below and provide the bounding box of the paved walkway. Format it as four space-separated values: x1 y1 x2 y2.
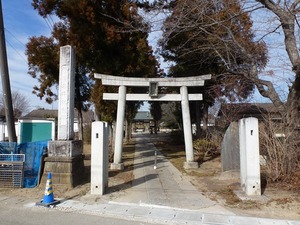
55 133 300 225
107 134 231 213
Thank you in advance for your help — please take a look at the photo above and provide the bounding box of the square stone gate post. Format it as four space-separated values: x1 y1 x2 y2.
239 117 261 196
91 121 109 195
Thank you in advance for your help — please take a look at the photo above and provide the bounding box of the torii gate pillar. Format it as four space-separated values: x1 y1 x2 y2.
111 85 126 170
181 86 198 168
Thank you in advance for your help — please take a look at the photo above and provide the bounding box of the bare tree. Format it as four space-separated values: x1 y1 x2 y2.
158 0 300 124
0 91 30 118
251 0 300 126
155 0 300 178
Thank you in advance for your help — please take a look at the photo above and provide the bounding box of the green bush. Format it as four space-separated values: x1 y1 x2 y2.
193 139 219 162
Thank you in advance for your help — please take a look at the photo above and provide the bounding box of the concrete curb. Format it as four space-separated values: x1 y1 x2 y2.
53 199 300 225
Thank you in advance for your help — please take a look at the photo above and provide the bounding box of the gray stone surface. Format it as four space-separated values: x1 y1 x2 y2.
91 121 109 195
258 218 290 225
230 216 259 225
180 86 195 164
289 222 300 225
203 214 231 224
113 85 127 166
48 140 83 157
57 45 75 140
183 161 199 169
239 117 261 196
42 154 85 187
174 211 203 223
221 122 240 172
110 163 124 170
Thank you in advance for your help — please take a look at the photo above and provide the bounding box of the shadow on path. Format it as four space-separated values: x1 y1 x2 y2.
107 174 157 194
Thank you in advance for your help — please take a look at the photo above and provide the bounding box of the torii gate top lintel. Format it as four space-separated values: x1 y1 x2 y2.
94 73 211 87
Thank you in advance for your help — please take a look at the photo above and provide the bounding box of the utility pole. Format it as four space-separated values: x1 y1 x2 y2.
0 0 17 142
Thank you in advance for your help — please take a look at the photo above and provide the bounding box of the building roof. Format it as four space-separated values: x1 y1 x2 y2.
23 109 58 118
217 103 281 120
22 109 94 122
133 111 153 121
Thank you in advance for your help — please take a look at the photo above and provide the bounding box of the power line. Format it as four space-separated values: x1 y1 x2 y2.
4 28 27 63
48 15 55 27
4 28 28 63
5 39 27 63
5 28 26 46
44 16 54 31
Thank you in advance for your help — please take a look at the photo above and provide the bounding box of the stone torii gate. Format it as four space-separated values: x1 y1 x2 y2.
95 73 211 170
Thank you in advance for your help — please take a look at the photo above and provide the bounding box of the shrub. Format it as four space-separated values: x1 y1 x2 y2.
259 120 300 182
193 138 219 162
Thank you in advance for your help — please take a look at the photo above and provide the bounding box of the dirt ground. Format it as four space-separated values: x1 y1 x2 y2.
154 136 300 221
1 134 300 221
186 157 300 220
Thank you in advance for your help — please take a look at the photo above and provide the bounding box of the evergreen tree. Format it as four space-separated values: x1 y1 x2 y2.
26 0 159 139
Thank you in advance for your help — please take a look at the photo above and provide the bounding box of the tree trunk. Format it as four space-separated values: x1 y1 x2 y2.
74 66 84 141
202 102 208 131
77 108 84 141
195 101 201 138
125 119 131 143
154 120 158 134
111 121 115 150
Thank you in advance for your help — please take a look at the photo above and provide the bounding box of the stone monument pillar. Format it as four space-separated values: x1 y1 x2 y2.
239 117 261 196
43 45 84 187
57 45 75 140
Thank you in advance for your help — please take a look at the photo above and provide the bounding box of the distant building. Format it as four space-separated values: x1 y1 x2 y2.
132 111 153 132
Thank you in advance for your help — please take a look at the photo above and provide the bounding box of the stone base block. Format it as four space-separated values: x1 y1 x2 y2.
234 190 267 201
183 161 199 169
41 155 85 188
110 163 124 170
48 140 83 157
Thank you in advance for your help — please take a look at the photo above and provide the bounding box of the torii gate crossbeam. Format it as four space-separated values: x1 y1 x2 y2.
95 73 211 170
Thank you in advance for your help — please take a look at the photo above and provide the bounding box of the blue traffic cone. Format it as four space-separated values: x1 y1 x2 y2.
43 172 55 204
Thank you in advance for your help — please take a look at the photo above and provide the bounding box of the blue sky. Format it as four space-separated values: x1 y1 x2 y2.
1 0 58 111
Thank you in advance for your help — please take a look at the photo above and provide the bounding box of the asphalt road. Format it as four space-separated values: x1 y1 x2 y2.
0 203 162 225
